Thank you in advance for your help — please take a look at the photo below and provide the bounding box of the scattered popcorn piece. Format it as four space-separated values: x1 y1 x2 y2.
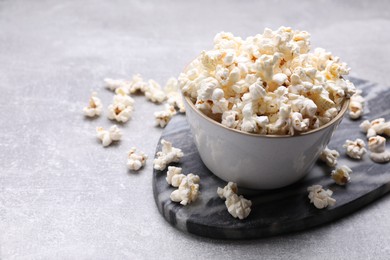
360 118 390 138
225 193 252 220
96 125 122 147
104 78 127 91
307 185 336 209
128 74 148 94
348 90 365 119
368 136 390 163
127 147 148 171
319 146 340 167
166 166 186 187
154 104 177 128
170 174 200 205
343 138 367 160
145 79 167 103
164 77 186 113
217 182 252 220
107 88 134 123
153 139 184 171
180 27 356 136
83 92 102 117
217 181 238 199
331 165 352 185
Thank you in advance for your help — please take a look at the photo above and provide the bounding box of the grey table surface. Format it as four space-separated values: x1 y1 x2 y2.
1 0 389 259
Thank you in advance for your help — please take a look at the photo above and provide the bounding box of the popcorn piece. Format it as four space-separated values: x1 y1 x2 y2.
170 174 200 205
154 105 177 128
331 165 352 185
83 92 102 117
319 146 340 167
127 147 148 171
166 166 186 187
153 139 184 171
360 118 390 138
225 194 252 220
128 74 148 94
217 182 252 220
104 78 127 91
307 185 336 209
107 88 134 123
343 138 367 160
164 77 186 113
348 90 365 119
145 80 167 103
96 125 122 147
180 27 356 135
217 181 238 199
368 136 390 163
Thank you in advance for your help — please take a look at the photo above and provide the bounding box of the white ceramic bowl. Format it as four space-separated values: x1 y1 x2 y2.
183 96 349 190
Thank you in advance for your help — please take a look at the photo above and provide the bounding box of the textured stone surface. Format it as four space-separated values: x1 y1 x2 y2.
1 0 390 258
153 78 390 239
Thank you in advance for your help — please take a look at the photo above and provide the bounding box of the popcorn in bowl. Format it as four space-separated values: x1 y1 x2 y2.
179 27 355 136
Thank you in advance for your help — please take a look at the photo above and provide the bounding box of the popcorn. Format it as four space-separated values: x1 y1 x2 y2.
360 118 390 139
107 88 134 123
164 77 186 113
368 136 390 163
127 147 148 171
343 138 367 160
104 78 127 91
96 125 122 147
153 139 184 171
225 194 252 220
128 74 148 94
348 90 365 119
217 182 252 220
319 146 340 167
145 79 167 103
307 185 336 209
83 92 102 117
217 181 238 199
154 104 177 128
180 27 356 135
331 165 352 185
166 166 186 187
170 173 200 205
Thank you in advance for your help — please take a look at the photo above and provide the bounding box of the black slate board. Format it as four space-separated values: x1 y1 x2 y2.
152 78 390 239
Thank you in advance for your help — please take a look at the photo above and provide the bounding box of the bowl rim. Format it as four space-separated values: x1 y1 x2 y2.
183 95 350 138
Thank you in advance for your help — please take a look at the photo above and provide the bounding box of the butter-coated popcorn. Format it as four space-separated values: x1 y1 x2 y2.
368 136 390 163
307 185 336 209
180 27 355 135
331 165 352 185
343 138 366 160
170 174 200 205
145 79 167 103
319 146 340 167
83 92 102 117
96 125 122 147
127 147 148 171
217 182 252 220
153 139 184 171
360 118 390 139
154 104 177 128
349 90 365 119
